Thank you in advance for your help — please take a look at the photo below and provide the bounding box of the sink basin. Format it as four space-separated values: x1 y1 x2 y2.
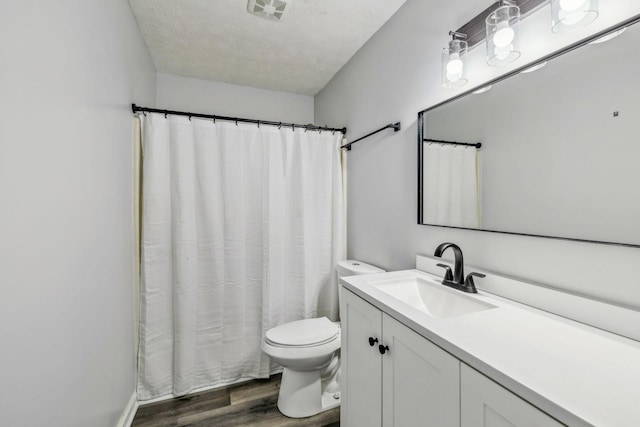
368 276 496 319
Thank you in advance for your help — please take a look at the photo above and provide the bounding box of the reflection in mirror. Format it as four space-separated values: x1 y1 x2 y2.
422 140 481 228
418 18 640 247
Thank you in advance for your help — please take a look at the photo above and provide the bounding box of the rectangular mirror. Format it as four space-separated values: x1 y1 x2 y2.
417 17 640 248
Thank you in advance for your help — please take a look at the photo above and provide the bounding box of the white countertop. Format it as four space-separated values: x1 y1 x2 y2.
341 269 640 427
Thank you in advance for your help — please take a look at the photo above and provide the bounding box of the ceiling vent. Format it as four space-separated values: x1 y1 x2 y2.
247 0 291 21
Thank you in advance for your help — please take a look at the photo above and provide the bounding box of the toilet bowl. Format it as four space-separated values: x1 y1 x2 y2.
262 260 384 418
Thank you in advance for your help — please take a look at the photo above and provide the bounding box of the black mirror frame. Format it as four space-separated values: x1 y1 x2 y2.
417 13 640 249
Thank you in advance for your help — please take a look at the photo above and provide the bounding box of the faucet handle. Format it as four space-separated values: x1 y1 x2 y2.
436 263 454 282
464 272 486 293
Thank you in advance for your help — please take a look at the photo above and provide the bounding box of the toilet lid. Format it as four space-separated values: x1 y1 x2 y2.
266 317 339 347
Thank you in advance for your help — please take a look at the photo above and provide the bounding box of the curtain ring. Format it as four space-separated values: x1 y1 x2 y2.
236 119 238 126
164 113 167 119
213 115 216 124
142 111 147 117
332 129 335 135
291 124 294 132
257 120 260 128
304 125 308 132
188 115 192 121
278 122 282 129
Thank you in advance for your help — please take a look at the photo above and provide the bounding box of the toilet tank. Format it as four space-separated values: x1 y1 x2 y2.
336 260 385 278
336 260 384 321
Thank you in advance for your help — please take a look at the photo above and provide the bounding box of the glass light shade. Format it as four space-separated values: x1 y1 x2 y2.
486 4 521 66
442 39 468 88
551 0 598 33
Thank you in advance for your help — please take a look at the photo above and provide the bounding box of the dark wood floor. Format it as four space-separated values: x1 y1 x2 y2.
132 374 340 427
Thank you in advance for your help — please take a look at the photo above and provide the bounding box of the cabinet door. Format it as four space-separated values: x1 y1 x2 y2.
381 314 460 427
461 364 563 427
341 289 383 427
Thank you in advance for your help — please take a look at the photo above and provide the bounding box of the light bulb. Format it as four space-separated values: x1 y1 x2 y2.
447 73 461 83
446 52 463 83
446 66 463 83
493 24 515 48
446 56 463 76
494 45 512 61
559 0 588 11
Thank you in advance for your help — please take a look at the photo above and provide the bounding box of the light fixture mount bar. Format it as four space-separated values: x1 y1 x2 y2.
449 31 468 40
456 0 546 49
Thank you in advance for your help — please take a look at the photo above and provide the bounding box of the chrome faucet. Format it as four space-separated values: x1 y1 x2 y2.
433 242 484 293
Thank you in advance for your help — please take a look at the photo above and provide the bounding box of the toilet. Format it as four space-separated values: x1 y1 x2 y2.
262 260 384 418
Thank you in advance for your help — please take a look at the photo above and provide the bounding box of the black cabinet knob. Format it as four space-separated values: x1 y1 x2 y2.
368 337 379 346
379 344 389 355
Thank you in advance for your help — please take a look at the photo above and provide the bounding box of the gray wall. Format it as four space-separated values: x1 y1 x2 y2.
157 73 315 124
315 0 640 310
0 1 156 426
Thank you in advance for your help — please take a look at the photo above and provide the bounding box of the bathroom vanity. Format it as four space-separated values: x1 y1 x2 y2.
339 261 640 426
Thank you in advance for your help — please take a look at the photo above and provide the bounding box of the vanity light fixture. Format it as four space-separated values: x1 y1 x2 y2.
473 85 492 94
521 61 547 73
486 0 521 66
589 27 626 44
551 0 599 33
442 31 469 88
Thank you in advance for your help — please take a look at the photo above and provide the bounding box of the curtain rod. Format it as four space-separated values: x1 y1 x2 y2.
424 138 481 149
131 104 347 135
340 122 401 151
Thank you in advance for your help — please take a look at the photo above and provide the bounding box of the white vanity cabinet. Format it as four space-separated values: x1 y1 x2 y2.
341 289 460 427
341 267 640 426
461 364 563 427
342 288 563 427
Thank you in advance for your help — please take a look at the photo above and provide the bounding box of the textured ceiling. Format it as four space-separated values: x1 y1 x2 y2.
129 0 407 95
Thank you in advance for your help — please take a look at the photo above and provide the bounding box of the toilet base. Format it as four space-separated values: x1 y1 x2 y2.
277 367 341 418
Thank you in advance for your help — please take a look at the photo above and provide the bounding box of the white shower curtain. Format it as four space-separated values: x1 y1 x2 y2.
137 114 345 400
423 143 480 228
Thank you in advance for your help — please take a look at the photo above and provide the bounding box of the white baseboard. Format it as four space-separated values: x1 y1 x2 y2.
116 391 138 427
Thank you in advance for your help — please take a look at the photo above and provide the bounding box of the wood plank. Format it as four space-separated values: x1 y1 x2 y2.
131 375 340 427
177 394 279 426
248 407 340 427
229 375 281 405
182 393 339 427
132 388 230 427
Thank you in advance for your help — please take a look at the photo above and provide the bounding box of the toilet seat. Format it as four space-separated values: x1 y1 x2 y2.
266 317 339 348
